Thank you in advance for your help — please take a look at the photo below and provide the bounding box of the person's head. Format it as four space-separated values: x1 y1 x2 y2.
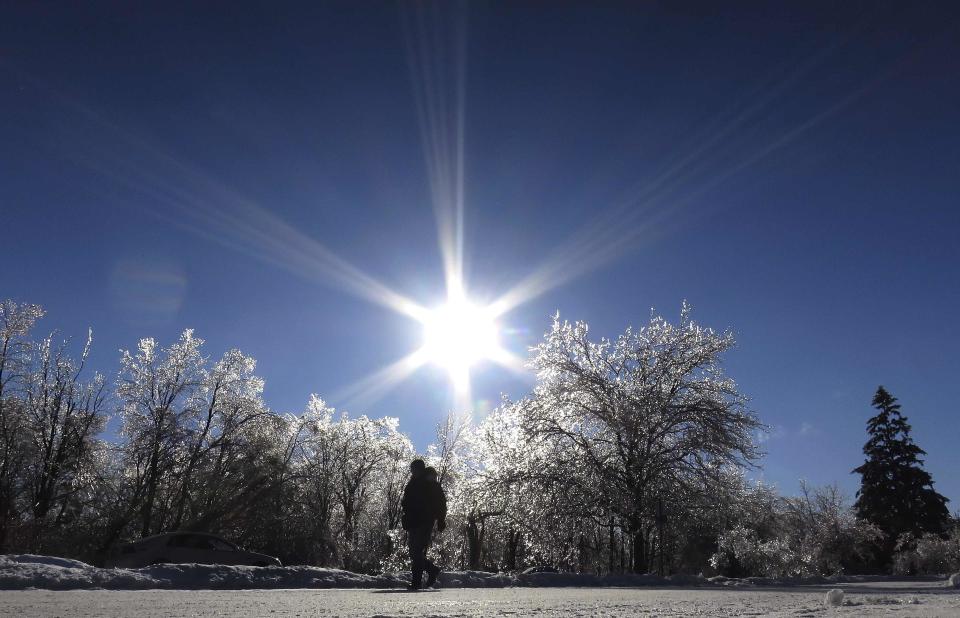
410 458 426 477
424 466 438 482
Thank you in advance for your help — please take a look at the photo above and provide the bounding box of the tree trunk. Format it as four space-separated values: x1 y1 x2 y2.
608 517 615 574
466 512 482 570
619 529 625 573
632 529 648 573
0 485 12 553
141 445 160 537
506 528 520 571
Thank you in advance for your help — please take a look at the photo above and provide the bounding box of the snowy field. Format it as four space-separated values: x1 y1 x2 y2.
3 584 960 618
2 555 959 616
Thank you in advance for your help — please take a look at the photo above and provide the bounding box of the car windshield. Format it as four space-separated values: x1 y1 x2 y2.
210 538 236 551
166 534 236 551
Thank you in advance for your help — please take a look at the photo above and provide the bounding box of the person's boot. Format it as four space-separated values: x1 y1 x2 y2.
425 564 441 588
407 571 423 591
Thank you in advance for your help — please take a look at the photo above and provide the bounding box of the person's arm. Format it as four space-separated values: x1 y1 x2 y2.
401 480 412 510
435 483 448 531
400 479 413 529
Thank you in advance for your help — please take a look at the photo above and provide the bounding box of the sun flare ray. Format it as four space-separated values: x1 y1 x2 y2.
55 107 431 324
402 0 469 300
331 347 431 411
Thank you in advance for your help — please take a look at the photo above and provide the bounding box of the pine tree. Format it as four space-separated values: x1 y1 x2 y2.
853 386 949 564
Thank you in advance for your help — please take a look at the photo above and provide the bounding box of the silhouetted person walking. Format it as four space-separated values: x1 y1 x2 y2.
401 459 447 589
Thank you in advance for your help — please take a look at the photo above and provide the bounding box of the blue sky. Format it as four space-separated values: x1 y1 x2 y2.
2 2 958 506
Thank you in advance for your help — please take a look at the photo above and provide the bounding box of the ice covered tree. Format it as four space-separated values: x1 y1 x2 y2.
519 303 763 572
424 413 481 569
282 396 414 570
225 410 315 566
0 301 45 550
169 348 280 533
0 301 110 555
708 482 880 578
116 330 207 537
470 401 538 570
853 386 949 565
22 330 107 551
114 330 281 543
329 412 395 570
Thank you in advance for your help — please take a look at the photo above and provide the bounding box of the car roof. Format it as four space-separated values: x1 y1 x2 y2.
133 531 224 543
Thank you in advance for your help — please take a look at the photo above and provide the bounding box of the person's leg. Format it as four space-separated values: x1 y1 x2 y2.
407 525 429 589
425 560 440 587
424 526 441 587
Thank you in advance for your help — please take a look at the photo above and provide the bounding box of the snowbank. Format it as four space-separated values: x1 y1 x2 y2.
3 554 950 592
2 555 723 591
0 555 403 591
1 555 720 591
705 573 948 587
707 574 833 587
513 571 708 588
1 554 160 590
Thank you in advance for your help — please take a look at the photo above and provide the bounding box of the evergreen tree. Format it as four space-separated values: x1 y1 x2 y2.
853 386 949 564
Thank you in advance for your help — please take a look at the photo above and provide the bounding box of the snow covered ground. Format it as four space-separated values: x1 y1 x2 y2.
3 584 960 617
2 555 959 616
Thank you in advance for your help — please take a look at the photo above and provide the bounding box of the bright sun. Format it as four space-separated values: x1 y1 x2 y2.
420 297 500 388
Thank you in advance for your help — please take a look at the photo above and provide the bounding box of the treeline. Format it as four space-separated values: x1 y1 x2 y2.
0 299 955 575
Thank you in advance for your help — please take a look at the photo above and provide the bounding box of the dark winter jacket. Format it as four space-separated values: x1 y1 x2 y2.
401 475 447 530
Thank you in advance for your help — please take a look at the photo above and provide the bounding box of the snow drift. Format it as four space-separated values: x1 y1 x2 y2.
0 555 402 591
2 555 717 591
3 554 951 592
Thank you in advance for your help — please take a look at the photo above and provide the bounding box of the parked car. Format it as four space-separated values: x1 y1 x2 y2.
105 532 281 568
